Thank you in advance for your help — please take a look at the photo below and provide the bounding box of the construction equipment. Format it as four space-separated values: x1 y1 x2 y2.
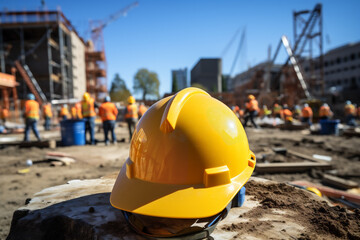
263 4 323 102
14 61 47 105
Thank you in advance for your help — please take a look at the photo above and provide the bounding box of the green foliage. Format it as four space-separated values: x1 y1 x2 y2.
133 68 160 100
222 75 228 92
171 73 178 93
191 83 208 92
109 73 131 102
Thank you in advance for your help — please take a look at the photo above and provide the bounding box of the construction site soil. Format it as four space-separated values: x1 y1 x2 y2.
1 126 360 239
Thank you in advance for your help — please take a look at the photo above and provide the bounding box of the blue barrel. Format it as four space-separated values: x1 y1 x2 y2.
60 120 86 146
320 119 340 135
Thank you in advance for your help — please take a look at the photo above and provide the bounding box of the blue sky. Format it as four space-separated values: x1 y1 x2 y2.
2 0 360 98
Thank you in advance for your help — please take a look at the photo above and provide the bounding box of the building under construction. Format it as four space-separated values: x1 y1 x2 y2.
0 10 107 106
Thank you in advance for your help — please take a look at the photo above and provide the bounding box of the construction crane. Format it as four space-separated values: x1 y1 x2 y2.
89 1 139 52
265 4 323 100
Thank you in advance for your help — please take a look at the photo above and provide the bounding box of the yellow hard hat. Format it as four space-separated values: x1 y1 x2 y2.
306 187 322 197
83 92 90 101
110 87 256 219
127 96 135 104
248 94 255 100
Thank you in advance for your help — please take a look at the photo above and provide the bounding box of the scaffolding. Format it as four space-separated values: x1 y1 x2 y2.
0 10 85 102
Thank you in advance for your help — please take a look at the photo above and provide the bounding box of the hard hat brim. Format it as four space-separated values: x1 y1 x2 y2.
110 160 254 219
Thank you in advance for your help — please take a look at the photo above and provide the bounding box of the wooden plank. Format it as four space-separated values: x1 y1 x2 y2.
291 180 360 204
255 162 332 173
322 174 358 189
0 140 56 149
287 149 327 163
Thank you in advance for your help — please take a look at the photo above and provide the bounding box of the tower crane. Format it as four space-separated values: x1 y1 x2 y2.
89 1 139 52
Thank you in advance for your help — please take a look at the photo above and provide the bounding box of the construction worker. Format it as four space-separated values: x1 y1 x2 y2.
23 93 41 141
99 96 118 145
293 104 302 120
301 103 313 125
75 102 83 119
110 87 256 239
42 102 52 131
260 105 272 118
319 103 332 120
81 92 97 145
244 94 259 128
59 104 70 120
273 103 283 119
138 102 148 119
344 100 356 126
282 105 293 124
0 106 9 125
124 96 138 141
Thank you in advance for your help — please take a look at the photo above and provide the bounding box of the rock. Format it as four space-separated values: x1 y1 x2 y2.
6 177 360 240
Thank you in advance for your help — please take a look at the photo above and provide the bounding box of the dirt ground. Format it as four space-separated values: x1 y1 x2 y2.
1 125 360 239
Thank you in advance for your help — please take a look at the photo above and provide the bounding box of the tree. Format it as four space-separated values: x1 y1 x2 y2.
191 83 208 92
171 73 178 93
133 68 160 100
109 73 131 102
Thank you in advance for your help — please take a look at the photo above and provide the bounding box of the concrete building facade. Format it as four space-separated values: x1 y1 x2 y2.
191 58 222 92
171 68 187 91
70 31 86 100
303 42 360 91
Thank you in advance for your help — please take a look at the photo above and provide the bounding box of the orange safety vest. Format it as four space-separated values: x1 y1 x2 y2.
1 108 9 119
282 109 293 121
60 107 69 117
99 102 118 121
71 107 77 119
138 105 148 117
43 104 53 118
125 104 138 120
319 106 331 117
302 107 313 118
345 104 356 115
25 100 39 120
75 103 82 119
81 98 96 117
246 99 259 112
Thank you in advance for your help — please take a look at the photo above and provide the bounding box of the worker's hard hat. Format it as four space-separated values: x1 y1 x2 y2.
306 187 322 197
346 100 351 105
323 103 328 107
127 96 135 104
110 87 256 220
104 96 111 102
63 104 68 108
304 103 309 107
248 94 255 100
27 93 35 100
83 92 90 101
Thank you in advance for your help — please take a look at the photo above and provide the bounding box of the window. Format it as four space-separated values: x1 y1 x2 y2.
351 65 356 70
344 67 348 71
350 53 356 60
337 69 341 73
330 60 334 66
324 61 328 67
344 56 348 62
336 57 341 64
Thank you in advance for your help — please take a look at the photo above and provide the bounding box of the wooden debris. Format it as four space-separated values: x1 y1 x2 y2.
45 152 75 166
255 162 332 173
0 140 56 149
287 150 328 163
291 180 360 204
322 174 358 190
